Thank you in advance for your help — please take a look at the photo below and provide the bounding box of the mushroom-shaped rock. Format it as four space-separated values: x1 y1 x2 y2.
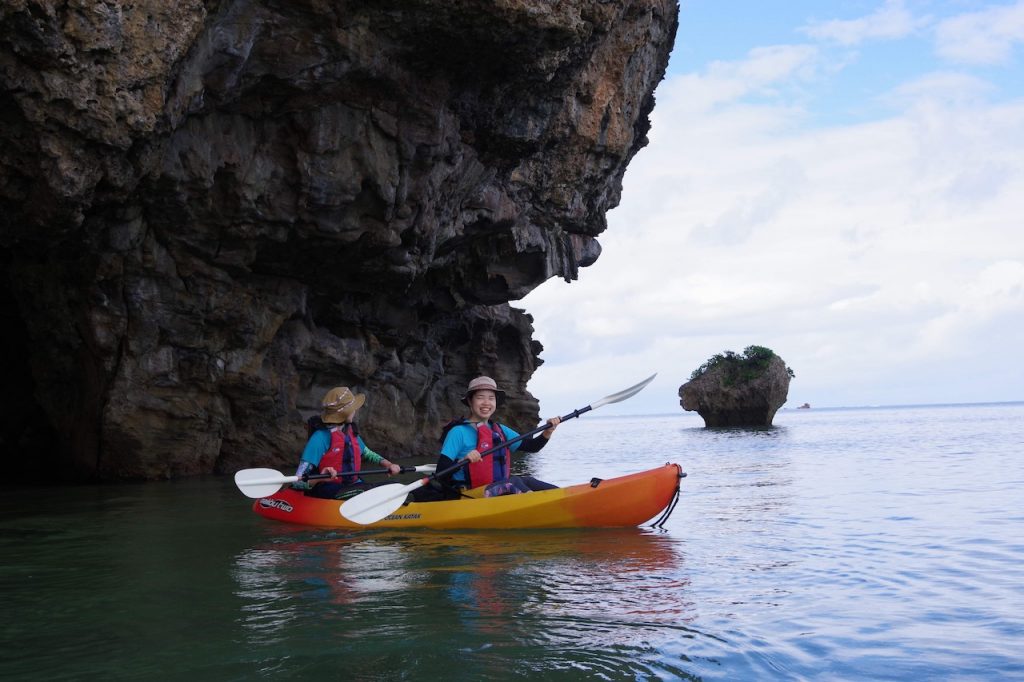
679 347 793 427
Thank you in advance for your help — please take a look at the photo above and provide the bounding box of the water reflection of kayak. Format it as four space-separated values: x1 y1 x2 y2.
252 463 685 529
232 527 688 625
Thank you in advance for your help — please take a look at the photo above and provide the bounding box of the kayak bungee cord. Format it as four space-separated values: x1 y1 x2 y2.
649 465 687 529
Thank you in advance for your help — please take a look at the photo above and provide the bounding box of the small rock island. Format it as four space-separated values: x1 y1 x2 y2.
678 346 794 427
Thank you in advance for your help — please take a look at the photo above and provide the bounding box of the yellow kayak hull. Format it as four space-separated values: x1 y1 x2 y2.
252 463 684 529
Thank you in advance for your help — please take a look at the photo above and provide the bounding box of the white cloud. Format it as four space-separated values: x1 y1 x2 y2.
520 39 1024 413
801 0 922 46
884 71 994 108
935 1 1024 65
663 45 819 115
917 260 1024 354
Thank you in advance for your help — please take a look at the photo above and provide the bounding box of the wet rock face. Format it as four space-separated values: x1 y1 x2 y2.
0 0 677 479
678 357 792 427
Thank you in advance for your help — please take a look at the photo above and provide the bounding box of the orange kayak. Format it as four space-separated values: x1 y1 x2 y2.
252 463 685 529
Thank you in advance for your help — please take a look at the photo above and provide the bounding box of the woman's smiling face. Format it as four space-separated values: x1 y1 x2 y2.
469 389 497 421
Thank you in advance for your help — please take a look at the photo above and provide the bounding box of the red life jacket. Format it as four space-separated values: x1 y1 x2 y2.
319 424 362 484
466 421 510 488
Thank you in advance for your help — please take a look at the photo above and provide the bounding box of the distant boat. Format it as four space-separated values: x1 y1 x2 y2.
797 403 811 409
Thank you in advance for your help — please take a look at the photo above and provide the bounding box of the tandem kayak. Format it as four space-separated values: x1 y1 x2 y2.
252 463 686 530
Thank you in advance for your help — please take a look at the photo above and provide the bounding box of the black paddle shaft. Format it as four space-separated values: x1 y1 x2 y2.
302 465 419 482
431 405 594 480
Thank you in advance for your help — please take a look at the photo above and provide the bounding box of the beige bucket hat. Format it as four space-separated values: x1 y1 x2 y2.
321 386 366 424
461 376 506 406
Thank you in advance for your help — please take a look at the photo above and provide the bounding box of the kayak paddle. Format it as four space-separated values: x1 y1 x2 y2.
339 373 657 525
234 464 437 499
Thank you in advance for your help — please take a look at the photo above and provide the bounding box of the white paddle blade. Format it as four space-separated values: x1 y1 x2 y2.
590 373 657 410
234 468 297 499
340 481 425 525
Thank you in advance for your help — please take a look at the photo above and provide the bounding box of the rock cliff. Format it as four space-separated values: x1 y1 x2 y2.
0 0 677 479
679 354 792 427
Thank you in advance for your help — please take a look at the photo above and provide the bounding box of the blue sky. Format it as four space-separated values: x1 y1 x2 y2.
519 0 1024 414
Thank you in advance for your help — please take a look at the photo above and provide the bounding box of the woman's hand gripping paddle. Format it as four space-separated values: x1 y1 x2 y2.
338 373 657 525
233 464 437 499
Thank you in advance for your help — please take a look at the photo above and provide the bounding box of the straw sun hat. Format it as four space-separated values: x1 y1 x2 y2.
321 386 366 424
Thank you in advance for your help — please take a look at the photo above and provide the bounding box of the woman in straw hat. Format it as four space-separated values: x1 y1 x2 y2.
294 386 402 500
416 376 560 501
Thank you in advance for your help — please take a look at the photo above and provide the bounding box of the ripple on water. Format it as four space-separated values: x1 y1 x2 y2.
3 404 1024 679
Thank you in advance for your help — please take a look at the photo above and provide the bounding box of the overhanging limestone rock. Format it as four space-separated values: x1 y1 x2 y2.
0 0 678 479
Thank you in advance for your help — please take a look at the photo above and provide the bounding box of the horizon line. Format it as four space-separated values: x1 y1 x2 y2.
586 399 1024 418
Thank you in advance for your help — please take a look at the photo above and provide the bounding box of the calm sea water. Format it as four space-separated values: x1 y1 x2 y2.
2 403 1022 680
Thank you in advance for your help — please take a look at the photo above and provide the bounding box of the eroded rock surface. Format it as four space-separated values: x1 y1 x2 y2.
0 0 677 479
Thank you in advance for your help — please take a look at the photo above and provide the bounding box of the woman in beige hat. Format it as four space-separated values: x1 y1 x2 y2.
417 376 561 501
294 387 402 500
